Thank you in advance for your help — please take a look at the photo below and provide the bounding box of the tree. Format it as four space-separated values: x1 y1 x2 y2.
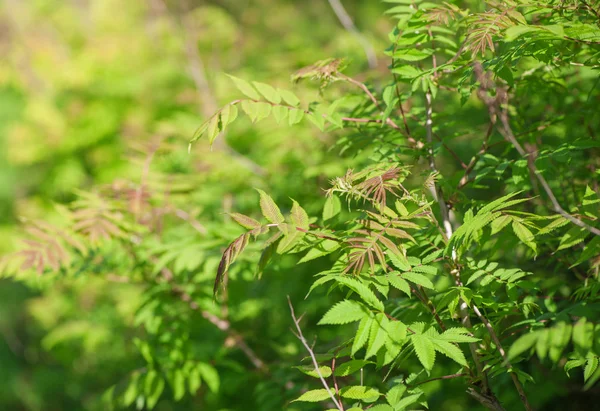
2 0 600 410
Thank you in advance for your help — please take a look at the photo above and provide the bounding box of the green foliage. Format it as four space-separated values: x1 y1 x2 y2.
2 0 600 410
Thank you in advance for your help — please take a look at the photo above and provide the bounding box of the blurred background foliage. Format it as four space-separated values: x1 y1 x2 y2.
1 0 598 410
0 1 394 409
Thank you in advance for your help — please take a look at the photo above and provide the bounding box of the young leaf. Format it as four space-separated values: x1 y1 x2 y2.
227 74 260 100
207 115 221 146
512 220 537 254
229 213 261 229
388 273 411 297
366 313 389 359
292 389 333 402
335 276 384 311
252 81 281 103
507 331 539 361
256 189 284 224
290 200 309 230
432 339 467 366
279 88 300 107
288 108 305 125
339 386 380 400
411 334 436 371
323 194 341 221
318 300 367 325
334 360 373 377
402 272 434 290
294 365 332 378
352 315 373 356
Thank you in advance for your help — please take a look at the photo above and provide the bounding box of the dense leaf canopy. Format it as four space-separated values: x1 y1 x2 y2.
1 1 600 410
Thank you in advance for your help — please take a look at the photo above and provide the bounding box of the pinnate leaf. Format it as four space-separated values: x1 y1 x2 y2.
256 189 284 224
293 389 333 403
227 74 260 100
229 213 261 229
410 334 436 371
318 300 367 325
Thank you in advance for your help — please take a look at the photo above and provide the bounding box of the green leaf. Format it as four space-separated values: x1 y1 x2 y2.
144 370 165 409
411 334 436 371
393 48 434 61
293 389 333 402
188 366 201 394
171 369 185 401
255 101 272 121
299 239 340 263
440 328 479 343
512 220 537 254
323 195 342 221
584 357 599 382
272 105 288 123
335 276 384 310
388 273 411 297
207 115 221 146
334 360 373 377
395 392 423 410
307 112 326 131
197 363 219 393
294 365 332 378
507 331 539 361
479 191 525 214
491 214 512 235
288 108 305 125
318 300 367 325
386 383 406 407
252 81 281 103
241 100 258 122
573 318 594 356
227 74 260 100
402 271 434 289
432 339 467 366
229 213 261 229
279 88 300 106
256 189 284 224
369 405 393 411
366 313 389 359
291 200 309 230
352 315 373 356
558 226 589 251
549 322 572 363
340 386 380 400
219 104 238 128
388 252 411 271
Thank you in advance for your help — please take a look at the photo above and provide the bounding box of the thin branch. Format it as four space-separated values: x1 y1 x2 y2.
425 90 486 389
472 63 600 236
327 0 377 68
471 304 532 411
411 372 467 388
288 296 344 411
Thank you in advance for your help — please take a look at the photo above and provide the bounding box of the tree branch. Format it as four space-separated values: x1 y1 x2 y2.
288 296 344 411
473 62 600 236
470 303 532 411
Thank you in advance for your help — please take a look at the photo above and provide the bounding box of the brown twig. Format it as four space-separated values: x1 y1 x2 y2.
287 296 344 411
